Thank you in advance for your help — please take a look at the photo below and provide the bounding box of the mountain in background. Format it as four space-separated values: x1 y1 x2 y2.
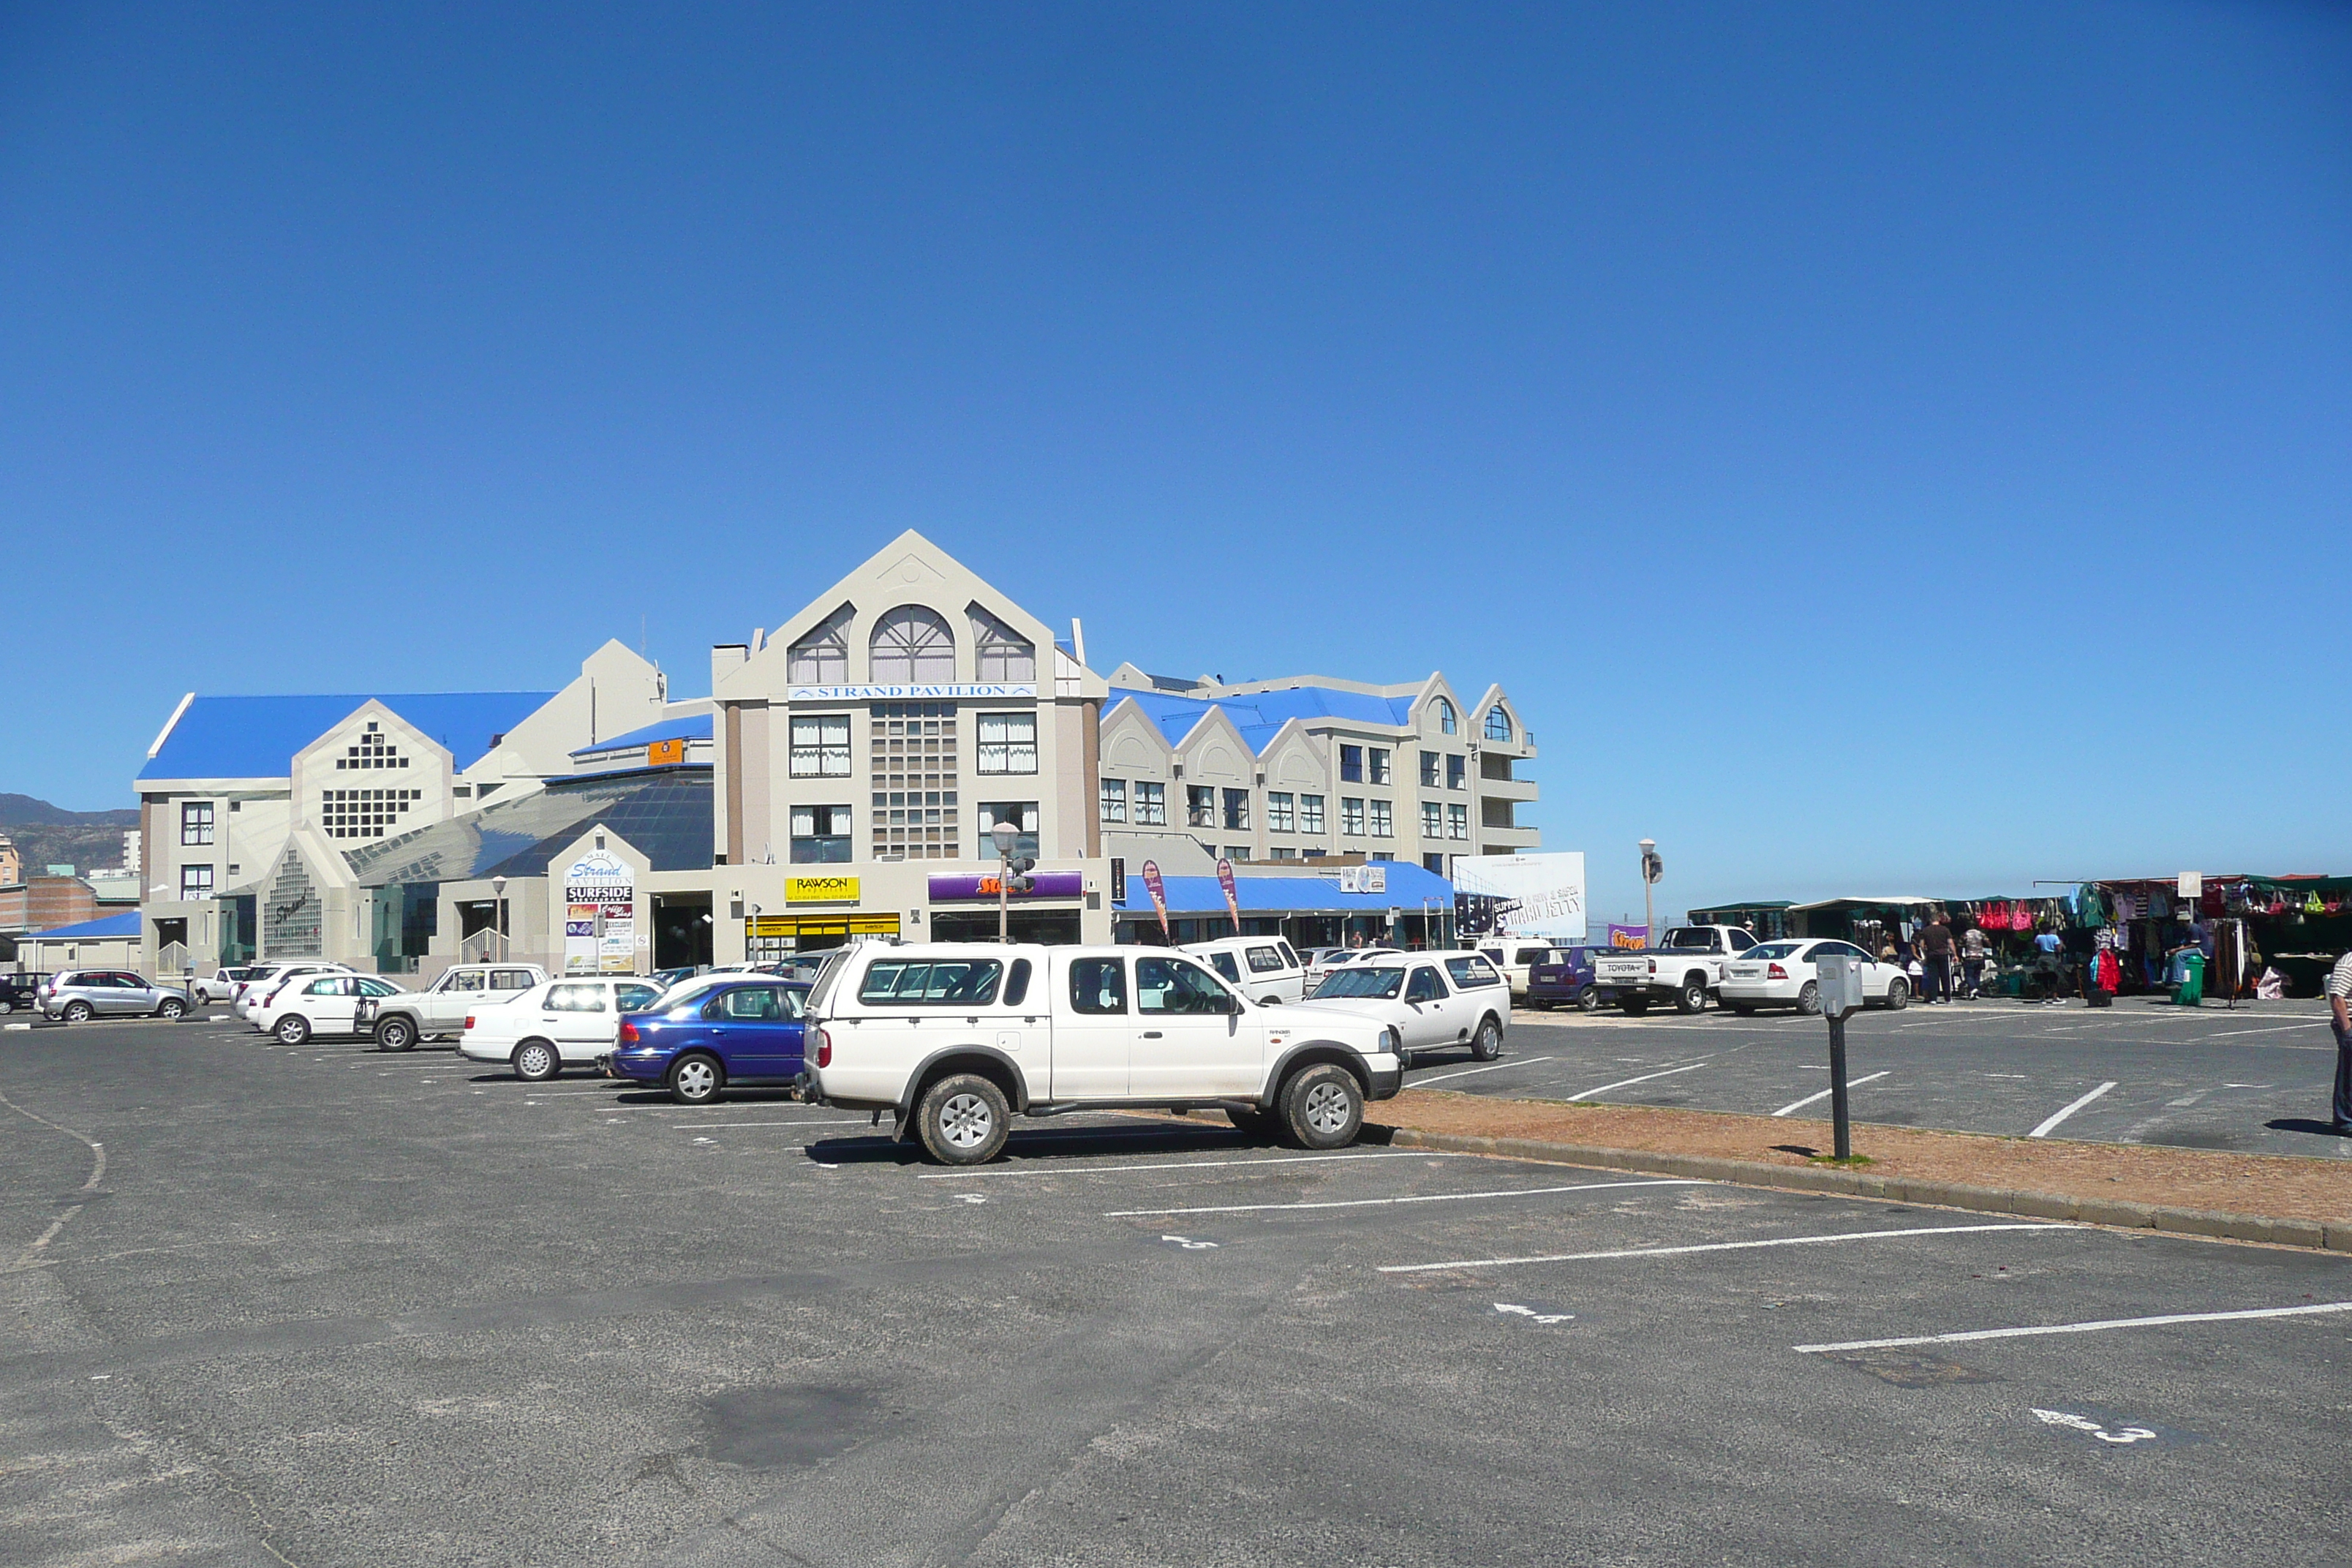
0 794 141 881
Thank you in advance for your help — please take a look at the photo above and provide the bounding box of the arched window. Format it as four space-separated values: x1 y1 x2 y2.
1483 706 1512 742
1435 697 1456 735
870 606 955 682
787 604 853 684
968 604 1036 682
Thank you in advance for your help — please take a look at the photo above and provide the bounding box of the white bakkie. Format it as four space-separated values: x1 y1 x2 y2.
1590 925 1760 1016
800 943 1403 1166
1301 951 1512 1063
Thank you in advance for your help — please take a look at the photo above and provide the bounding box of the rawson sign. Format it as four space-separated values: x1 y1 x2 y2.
788 685 1037 701
562 850 636 974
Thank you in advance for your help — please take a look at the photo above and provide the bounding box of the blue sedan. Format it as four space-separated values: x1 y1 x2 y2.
601 978 810 1105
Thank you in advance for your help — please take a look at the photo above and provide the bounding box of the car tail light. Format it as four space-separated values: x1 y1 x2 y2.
1646 959 1657 976
463 1015 476 1031
816 1027 832 1069
1767 963 1787 981
619 1020 638 1044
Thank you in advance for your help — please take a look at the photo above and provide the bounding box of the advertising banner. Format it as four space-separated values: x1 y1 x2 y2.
1142 860 1169 938
1607 923 1648 949
1215 858 1240 933
1335 864 1388 894
562 849 636 973
1450 853 1588 942
925 872 1085 901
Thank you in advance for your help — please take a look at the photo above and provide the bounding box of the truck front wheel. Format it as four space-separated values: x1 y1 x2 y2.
916 1072 1011 1165
1279 1063 1362 1150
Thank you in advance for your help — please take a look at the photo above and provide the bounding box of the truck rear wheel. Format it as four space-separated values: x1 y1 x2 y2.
916 1072 1010 1165
1675 978 1707 1014
1278 1063 1362 1150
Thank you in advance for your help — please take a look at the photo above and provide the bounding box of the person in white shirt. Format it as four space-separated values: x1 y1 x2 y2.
2326 951 2352 1133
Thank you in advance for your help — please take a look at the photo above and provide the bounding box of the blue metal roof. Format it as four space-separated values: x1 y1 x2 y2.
140 692 556 780
1119 863 1453 914
1108 685 1418 756
31 911 142 939
570 712 713 757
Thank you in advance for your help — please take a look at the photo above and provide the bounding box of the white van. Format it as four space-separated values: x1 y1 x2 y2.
1477 942 1568 999
1179 936 1310 1006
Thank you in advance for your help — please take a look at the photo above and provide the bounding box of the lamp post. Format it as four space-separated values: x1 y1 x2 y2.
491 875 508 962
991 821 1017 943
1636 840 1659 946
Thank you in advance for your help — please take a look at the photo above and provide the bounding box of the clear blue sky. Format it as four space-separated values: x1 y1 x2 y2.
4 3 2346 924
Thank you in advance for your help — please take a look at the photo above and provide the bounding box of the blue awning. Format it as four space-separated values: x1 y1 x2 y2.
1118 864 1453 915
30 911 142 939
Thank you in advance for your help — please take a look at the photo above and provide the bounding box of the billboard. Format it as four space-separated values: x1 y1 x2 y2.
1451 853 1588 942
562 849 636 974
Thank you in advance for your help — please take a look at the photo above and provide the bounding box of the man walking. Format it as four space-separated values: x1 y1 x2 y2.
2327 949 2352 1133
1923 913 1956 1004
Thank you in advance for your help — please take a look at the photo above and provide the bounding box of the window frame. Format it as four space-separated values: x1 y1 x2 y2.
976 711 1039 775
1098 777 1128 823
1265 791 1294 832
1134 781 1167 826
789 714 852 777
180 801 215 846
1340 797 1366 837
1297 794 1326 834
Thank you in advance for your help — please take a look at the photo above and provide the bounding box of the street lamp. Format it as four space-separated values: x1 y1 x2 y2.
1637 840 1661 947
491 875 509 961
990 820 1036 942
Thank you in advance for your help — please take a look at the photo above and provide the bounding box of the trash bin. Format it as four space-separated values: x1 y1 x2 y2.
2173 951 2205 1006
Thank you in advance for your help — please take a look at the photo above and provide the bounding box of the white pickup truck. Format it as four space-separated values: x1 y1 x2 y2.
358 962 549 1050
799 942 1403 1165
1590 925 1760 1016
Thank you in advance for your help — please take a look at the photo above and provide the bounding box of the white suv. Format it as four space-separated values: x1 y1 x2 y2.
1180 936 1309 1006
802 942 1403 1165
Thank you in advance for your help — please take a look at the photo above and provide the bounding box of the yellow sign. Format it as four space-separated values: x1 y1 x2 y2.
785 875 859 904
647 738 685 766
748 912 900 939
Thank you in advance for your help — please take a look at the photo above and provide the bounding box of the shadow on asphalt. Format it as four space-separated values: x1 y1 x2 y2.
804 1120 1270 1168
2265 1117 2352 1141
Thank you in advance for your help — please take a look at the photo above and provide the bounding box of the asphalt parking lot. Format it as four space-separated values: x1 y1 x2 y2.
7 1016 2351 1566
1412 996 2352 1159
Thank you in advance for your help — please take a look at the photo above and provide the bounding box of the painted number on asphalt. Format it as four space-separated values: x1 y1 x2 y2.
955 1193 987 1205
1493 1302 1575 1326
2033 1408 2157 1445
1160 1234 1219 1250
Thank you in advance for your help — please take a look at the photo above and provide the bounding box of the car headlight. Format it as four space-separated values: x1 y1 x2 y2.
1382 1026 1400 1054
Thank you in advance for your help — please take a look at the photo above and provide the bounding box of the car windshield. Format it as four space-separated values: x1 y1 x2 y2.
1745 942 1806 960
1312 967 1405 1000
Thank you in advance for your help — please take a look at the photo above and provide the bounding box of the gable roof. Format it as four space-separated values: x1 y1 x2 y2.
140 693 555 781
31 910 142 939
1108 684 1418 756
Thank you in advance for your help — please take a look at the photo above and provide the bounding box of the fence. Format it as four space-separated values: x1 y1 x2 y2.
457 929 510 965
157 940 190 977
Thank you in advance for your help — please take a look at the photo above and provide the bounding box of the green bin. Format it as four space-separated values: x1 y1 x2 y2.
2173 951 2205 1006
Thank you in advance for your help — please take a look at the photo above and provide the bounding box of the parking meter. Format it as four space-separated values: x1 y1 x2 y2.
1813 952 1863 1160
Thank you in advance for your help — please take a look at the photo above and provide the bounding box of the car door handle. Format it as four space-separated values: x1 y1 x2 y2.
1142 1031 1163 1039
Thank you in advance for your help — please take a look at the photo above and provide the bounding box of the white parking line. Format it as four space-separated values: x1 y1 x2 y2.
1771 1072 1890 1117
1104 1177 1703 1218
1569 1061 1709 1100
1412 1056 1555 1086
1378 1222 2077 1273
2028 1081 2118 1138
2201 1024 2320 1039
916 1150 1468 1180
1795 1300 2352 1354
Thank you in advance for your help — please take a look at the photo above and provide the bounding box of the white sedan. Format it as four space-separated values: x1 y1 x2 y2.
1719 939 1912 1015
261 973 411 1044
460 976 668 1082
1301 951 1512 1062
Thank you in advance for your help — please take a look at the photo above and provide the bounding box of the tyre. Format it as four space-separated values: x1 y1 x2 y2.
915 1071 1011 1165
513 1039 560 1082
1882 978 1910 1011
1469 1015 1502 1061
1279 1063 1364 1150
63 1000 94 1023
157 998 186 1021
0 999 12 1014
1795 981 1822 1017
374 1016 417 1052
667 1052 724 1107
1675 978 1707 1014
1575 985 1601 1014
1226 1105 1277 1140
276 1014 311 1045
1621 997 1651 1017
1730 1003 1757 1017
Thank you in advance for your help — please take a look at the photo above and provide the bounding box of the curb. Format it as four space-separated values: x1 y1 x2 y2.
1370 1125 2351 1254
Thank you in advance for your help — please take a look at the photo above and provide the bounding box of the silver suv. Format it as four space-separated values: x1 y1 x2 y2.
41 970 190 1023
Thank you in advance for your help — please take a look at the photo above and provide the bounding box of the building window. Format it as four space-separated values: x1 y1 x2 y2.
868 702 960 859
870 605 956 682
1298 794 1325 834
1449 803 1469 840
1270 846 1296 860
1422 801 1444 840
969 605 1037 682
1186 785 1217 828
976 712 1038 774
1447 754 1466 790
1339 745 1364 783
1341 797 1365 837
977 800 1039 861
1099 778 1128 823
790 804 853 864
1222 789 1250 831
181 802 214 845
1420 750 1441 787
180 864 214 900
322 788 419 840
1266 792 1294 832
1369 749 1391 785
790 715 851 777
1435 698 1457 734
1368 799 1392 837
1484 706 1512 742
334 721 409 772
1135 782 1167 826
787 604 852 683
1423 852 1446 874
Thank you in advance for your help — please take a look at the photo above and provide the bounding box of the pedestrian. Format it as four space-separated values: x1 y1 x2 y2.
2328 949 2352 1134
1923 913 1956 1004
1961 924 1989 999
2033 926 2065 1004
